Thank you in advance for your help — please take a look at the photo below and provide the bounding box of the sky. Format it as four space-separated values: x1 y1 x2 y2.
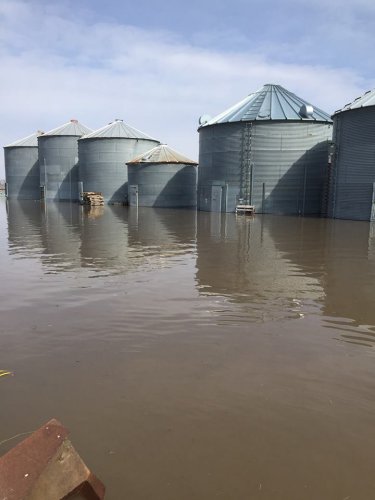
1 0 375 179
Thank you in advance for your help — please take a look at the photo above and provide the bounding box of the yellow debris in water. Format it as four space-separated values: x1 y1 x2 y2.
0 370 12 378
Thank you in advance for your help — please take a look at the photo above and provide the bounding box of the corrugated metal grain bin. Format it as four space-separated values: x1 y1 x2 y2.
78 119 159 204
198 84 333 214
39 120 92 201
327 89 375 221
127 144 198 208
4 132 43 200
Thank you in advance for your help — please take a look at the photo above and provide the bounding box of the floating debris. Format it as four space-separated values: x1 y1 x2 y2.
0 370 12 378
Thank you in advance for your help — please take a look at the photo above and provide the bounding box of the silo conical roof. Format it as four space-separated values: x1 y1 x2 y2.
81 119 158 141
127 144 198 165
4 131 44 148
43 119 92 137
200 84 332 126
334 88 375 115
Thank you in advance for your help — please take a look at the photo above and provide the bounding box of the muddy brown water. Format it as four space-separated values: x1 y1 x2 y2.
1 200 375 499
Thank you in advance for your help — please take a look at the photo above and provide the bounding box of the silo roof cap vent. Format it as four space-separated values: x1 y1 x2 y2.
299 104 314 118
70 119 78 123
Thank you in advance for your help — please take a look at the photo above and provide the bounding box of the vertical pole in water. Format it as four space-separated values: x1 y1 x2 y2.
371 182 375 221
44 158 47 200
250 163 254 205
302 163 307 216
78 181 83 204
262 182 265 213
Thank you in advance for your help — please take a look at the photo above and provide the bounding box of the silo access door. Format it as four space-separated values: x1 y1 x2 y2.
211 185 227 212
129 185 139 207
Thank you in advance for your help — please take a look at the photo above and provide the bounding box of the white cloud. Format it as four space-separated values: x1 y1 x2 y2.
0 0 371 178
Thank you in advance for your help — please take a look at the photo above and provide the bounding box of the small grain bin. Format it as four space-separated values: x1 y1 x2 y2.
327 88 375 221
126 144 198 208
39 119 92 201
4 131 43 200
198 84 333 214
78 119 160 204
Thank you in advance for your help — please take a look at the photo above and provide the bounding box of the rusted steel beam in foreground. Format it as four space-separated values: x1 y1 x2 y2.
0 418 105 499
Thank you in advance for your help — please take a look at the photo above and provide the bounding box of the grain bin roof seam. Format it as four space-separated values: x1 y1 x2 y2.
4 131 43 148
43 120 92 137
127 144 198 165
200 84 332 126
333 87 375 115
80 119 158 141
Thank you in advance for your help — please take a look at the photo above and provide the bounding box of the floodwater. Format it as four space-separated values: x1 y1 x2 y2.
1 200 375 500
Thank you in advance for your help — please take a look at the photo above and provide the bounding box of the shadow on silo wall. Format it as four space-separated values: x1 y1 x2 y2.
258 142 329 216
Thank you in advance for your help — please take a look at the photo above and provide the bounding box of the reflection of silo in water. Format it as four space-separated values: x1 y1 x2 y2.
196 213 322 320
80 205 129 272
6 200 44 256
38 202 82 271
126 207 196 262
268 216 375 338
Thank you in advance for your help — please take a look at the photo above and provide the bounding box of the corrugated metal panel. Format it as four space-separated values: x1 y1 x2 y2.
328 107 375 221
128 163 197 207
334 88 375 115
78 137 159 204
127 144 197 165
4 146 40 200
82 119 157 141
38 135 81 201
198 121 332 213
201 84 332 126
43 120 92 137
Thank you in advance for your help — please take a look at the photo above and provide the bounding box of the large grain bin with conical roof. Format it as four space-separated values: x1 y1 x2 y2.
78 119 160 204
4 131 43 200
39 119 92 201
126 144 198 207
327 88 375 221
198 84 333 214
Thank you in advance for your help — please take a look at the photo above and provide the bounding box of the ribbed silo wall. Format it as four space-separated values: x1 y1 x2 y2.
4 147 40 200
39 136 80 201
198 123 242 212
328 108 375 221
251 122 332 215
128 163 197 207
198 122 332 214
78 138 159 204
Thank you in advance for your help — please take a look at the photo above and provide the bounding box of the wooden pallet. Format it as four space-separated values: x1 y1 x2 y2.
81 192 104 206
235 204 255 215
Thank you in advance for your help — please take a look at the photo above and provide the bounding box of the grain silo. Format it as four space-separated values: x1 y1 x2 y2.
78 119 159 204
4 131 43 200
327 88 375 221
198 84 333 214
127 144 198 207
39 119 92 201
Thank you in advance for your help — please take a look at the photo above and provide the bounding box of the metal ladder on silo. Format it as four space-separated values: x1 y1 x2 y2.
240 122 253 206
330 118 341 218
